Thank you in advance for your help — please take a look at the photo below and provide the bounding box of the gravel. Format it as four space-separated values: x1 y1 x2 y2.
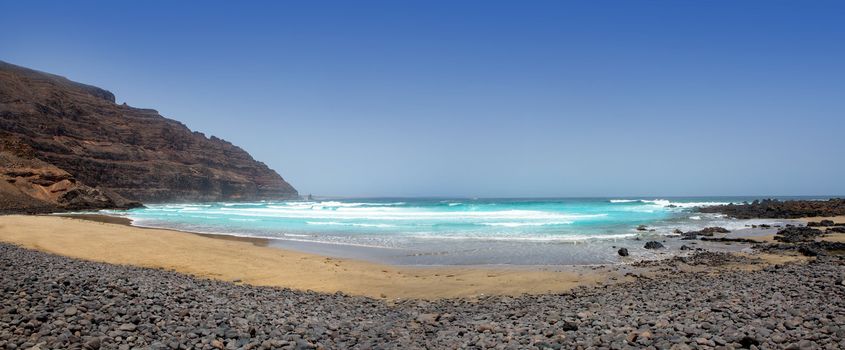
2 242 845 349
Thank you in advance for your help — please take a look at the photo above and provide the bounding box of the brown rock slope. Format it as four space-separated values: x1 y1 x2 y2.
0 60 297 208
0 136 140 213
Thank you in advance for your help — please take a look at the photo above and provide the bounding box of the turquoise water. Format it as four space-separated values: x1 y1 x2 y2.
103 196 806 245
95 197 819 265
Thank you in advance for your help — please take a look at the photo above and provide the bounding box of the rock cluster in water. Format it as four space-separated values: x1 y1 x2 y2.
3 243 844 349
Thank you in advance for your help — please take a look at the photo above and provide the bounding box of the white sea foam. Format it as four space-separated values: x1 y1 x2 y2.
480 221 573 227
306 221 396 228
292 201 405 208
610 199 729 208
664 201 730 208
186 215 219 219
218 207 607 222
221 202 265 207
411 233 636 242
282 233 312 237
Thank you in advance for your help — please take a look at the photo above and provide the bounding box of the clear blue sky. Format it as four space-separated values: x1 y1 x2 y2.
2 1 843 197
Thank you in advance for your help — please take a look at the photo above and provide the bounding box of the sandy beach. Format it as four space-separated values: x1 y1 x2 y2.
0 215 608 299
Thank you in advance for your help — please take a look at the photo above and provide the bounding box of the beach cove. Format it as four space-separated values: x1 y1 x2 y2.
2 210 844 349
0 215 611 299
1 211 833 299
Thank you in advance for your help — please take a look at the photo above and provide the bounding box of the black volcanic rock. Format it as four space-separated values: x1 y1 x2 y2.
3 243 845 349
699 199 845 219
644 241 664 249
774 226 823 243
0 61 297 204
758 241 845 256
681 226 732 240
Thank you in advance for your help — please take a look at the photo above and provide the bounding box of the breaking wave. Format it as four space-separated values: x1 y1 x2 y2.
609 199 729 208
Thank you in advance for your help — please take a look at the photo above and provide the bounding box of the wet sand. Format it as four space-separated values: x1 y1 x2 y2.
60 214 272 247
0 215 607 299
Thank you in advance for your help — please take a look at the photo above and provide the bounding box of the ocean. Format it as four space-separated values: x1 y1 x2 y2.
98 197 817 266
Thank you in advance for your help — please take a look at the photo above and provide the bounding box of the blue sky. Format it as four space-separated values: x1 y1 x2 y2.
2 1 843 197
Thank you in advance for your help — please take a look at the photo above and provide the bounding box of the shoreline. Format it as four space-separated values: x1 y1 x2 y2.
0 213 822 299
60 213 272 247
59 209 793 267
60 212 789 267
0 215 613 299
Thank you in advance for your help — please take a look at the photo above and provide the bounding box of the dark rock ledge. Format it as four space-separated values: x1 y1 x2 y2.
699 198 845 219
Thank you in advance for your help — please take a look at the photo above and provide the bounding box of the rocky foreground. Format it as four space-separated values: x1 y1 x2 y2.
2 243 844 350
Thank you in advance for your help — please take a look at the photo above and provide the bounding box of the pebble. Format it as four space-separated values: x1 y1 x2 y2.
1 243 844 349
63 306 77 316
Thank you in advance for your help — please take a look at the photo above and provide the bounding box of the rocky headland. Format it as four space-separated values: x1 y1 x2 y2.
0 61 297 213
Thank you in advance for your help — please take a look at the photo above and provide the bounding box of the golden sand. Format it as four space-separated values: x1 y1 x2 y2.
0 215 606 299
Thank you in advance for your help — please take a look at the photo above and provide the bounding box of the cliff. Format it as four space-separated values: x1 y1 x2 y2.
0 60 297 211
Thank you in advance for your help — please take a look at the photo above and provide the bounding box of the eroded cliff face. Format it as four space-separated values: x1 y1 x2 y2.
0 136 140 213
0 60 297 210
